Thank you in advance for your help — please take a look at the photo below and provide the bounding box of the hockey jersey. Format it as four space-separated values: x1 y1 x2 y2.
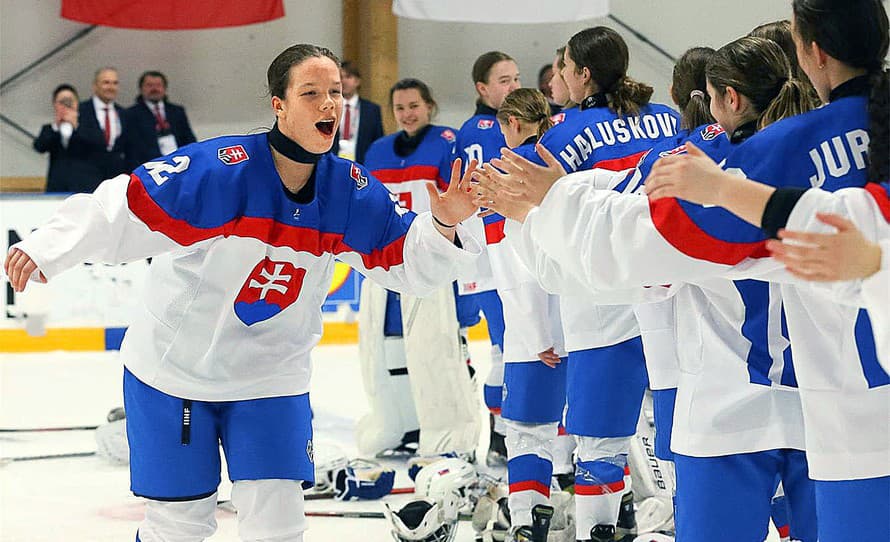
453 104 507 294
363 125 456 214
521 88 889 479
14 133 481 402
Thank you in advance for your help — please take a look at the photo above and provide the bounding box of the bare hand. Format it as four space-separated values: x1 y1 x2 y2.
4 248 46 292
427 158 478 235
60 106 79 128
471 144 567 223
766 212 883 282
644 142 727 204
537 347 562 368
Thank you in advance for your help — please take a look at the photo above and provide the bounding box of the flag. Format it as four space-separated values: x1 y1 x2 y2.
61 0 285 30
392 0 608 23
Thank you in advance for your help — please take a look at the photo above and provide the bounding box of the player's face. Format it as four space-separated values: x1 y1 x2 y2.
93 69 119 104
274 57 343 154
392 88 433 137
549 57 571 107
140 76 167 103
479 60 520 110
561 49 588 104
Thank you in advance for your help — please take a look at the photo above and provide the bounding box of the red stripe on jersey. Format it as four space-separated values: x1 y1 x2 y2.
488 407 502 415
509 480 551 497
574 479 626 495
624 464 630 476
777 525 790 538
484 220 506 245
592 150 648 172
371 164 449 193
865 183 890 222
127 174 407 270
649 196 770 265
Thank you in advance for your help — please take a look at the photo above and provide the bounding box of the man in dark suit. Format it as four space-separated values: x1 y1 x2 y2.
330 61 384 165
76 67 129 191
125 71 197 169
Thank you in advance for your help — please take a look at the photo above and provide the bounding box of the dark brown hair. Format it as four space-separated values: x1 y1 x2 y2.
472 51 515 85
267 44 340 99
566 26 653 116
793 0 889 182
706 36 817 130
748 20 820 106
671 47 716 130
496 88 554 141
390 78 438 118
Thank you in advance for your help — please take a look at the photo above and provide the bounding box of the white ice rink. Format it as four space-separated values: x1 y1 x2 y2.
1 343 782 541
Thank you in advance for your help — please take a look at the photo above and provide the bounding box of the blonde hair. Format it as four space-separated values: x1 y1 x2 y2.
496 88 553 140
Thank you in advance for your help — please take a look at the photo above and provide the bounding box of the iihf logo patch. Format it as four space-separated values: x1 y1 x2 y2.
350 163 368 190
217 145 249 165
233 258 306 325
700 124 725 141
440 129 456 143
477 119 495 130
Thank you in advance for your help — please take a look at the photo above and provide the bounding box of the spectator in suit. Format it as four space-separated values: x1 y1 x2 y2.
33 84 96 193
125 70 197 169
77 67 129 190
330 60 384 164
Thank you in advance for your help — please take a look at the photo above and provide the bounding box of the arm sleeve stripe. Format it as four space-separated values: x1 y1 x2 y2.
127 173 407 270
370 165 441 185
649 196 770 265
865 183 890 222
484 218 506 245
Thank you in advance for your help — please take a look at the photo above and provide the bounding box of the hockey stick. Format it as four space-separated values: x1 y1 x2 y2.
0 425 99 433
1 451 96 463
216 486 416 511
304 510 475 520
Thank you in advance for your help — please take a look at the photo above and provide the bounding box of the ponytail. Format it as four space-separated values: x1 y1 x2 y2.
608 76 654 117
867 67 890 182
682 92 713 129
497 88 554 141
758 78 815 129
672 47 717 129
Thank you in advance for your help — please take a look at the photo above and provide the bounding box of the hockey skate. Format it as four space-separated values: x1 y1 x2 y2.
616 491 637 541
589 524 617 542
509 504 554 542
376 429 420 458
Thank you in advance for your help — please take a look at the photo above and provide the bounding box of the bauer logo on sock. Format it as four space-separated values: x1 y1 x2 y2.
234 258 306 325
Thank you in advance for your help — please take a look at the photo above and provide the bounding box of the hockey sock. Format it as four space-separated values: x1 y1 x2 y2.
574 458 626 539
770 494 791 542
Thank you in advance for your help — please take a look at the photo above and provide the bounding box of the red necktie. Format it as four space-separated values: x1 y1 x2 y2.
342 104 352 140
153 103 168 132
103 106 111 147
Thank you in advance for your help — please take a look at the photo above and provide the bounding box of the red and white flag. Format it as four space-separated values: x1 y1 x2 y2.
61 0 284 30
392 0 608 23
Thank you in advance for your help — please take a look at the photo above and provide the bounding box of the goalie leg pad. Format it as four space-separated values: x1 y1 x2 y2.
357 282 420 456
401 285 480 456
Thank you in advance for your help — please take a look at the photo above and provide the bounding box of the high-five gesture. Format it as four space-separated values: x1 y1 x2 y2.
427 158 478 239
4 248 46 293
472 143 567 223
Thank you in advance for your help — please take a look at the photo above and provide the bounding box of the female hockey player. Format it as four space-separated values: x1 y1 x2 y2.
357 78 482 459
476 2 890 539
516 27 679 542
486 87 573 542
479 35 821 542
4 44 482 542
453 50 521 467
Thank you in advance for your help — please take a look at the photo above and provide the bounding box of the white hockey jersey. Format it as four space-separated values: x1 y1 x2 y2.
13 134 481 402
